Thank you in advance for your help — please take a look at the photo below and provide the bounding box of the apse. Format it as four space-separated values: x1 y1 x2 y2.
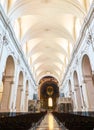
39 76 59 110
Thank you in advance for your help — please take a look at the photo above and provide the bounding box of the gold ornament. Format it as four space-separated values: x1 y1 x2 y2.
47 86 53 96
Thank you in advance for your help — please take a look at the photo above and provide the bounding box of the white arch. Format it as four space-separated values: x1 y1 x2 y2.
21 22 74 45
35 63 61 73
9 0 85 20
28 40 68 57
36 73 60 85
31 53 65 67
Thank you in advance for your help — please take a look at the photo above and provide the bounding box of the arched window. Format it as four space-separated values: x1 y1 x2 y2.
48 97 53 107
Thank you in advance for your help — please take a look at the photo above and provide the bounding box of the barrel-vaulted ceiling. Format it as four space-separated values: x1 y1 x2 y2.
1 0 92 85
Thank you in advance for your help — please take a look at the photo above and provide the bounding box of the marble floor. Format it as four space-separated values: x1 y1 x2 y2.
36 112 62 130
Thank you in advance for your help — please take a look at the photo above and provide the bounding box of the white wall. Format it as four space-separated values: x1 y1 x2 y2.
60 2 94 112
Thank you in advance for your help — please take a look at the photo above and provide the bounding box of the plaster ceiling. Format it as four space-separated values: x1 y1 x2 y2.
3 0 92 85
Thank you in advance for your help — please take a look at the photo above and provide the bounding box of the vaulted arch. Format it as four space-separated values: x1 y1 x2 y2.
82 54 94 110
35 64 61 74
73 71 82 111
28 40 68 57
1 55 15 112
9 0 85 20
36 70 60 83
21 23 74 45
16 71 24 112
31 53 65 67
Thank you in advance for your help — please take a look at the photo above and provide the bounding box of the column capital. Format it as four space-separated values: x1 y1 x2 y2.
83 75 92 81
26 90 29 95
18 85 23 91
18 85 23 87
3 75 14 82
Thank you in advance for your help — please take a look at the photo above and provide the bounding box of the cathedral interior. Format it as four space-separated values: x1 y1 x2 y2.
0 0 94 130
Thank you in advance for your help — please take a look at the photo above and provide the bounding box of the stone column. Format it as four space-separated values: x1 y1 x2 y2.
69 91 75 111
0 76 13 112
16 85 23 112
75 85 82 111
9 82 15 112
24 90 29 112
79 85 87 111
73 89 78 111
83 76 94 111
81 82 89 111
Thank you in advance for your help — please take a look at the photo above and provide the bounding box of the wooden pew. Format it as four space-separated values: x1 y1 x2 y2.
0 112 46 130
52 112 94 130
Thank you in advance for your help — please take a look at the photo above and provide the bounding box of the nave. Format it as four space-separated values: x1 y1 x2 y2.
36 112 62 130
0 111 94 130
1 1 94 130
0 0 94 114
